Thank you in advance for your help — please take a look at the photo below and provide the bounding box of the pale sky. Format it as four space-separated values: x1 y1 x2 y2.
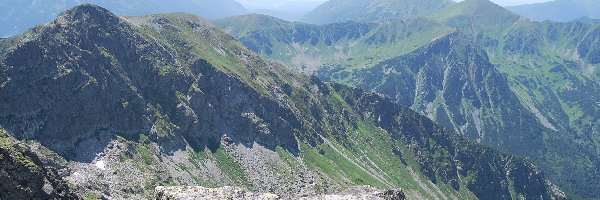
236 0 554 9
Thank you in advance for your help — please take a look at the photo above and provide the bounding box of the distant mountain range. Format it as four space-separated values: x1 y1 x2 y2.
246 0 325 21
300 0 455 24
507 0 600 22
0 0 248 37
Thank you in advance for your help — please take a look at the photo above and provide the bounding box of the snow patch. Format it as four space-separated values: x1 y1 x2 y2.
95 160 106 170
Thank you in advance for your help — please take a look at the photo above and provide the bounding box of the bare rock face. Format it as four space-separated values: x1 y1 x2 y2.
155 186 280 200
304 186 406 200
155 186 406 200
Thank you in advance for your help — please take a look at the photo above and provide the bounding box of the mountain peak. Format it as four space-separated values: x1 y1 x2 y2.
429 0 521 32
54 4 122 26
436 0 517 18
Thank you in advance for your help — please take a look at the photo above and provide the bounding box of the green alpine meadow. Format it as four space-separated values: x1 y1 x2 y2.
0 0 598 199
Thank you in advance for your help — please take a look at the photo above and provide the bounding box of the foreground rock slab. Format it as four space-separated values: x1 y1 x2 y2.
156 186 279 200
155 186 406 200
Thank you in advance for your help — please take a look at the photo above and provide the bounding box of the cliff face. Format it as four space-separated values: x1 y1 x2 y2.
0 4 565 199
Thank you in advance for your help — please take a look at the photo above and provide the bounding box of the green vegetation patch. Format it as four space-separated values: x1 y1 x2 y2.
213 148 253 189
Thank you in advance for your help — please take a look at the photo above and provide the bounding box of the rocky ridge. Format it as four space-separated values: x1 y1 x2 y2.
155 186 406 200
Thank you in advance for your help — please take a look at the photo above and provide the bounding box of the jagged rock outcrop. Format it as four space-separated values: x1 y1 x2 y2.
155 186 406 200
0 128 76 199
155 186 280 200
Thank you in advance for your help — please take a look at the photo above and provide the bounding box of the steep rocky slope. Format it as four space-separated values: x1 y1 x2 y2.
430 1 600 196
0 4 564 199
318 33 597 198
322 33 554 148
300 0 454 25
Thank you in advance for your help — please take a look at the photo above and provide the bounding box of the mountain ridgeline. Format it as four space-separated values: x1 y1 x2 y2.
0 0 248 37
0 4 565 199
217 0 600 198
300 0 455 24
217 14 453 73
507 0 600 22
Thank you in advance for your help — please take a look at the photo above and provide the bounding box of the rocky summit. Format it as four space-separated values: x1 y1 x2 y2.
0 3 573 200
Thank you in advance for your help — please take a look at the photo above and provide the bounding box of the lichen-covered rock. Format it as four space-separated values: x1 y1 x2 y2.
155 186 280 200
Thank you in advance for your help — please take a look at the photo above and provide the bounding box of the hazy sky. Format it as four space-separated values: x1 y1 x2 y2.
236 0 554 8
